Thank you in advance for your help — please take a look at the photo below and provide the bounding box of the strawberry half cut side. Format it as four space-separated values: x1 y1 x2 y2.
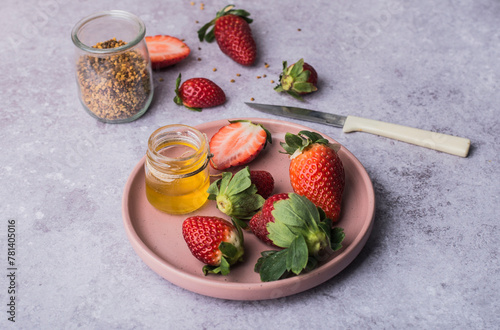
209 120 272 170
145 35 190 69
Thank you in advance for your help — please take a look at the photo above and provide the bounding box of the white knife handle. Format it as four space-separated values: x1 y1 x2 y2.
343 116 470 157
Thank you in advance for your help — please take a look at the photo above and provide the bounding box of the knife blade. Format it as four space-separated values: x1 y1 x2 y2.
244 102 470 157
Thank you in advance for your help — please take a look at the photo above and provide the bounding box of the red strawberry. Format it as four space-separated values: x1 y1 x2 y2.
173 73 226 111
249 193 289 246
274 58 318 100
281 131 345 222
198 5 257 66
253 193 345 282
209 120 272 170
182 216 244 275
207 167 265 226
250 170 274 199
145 35 190 69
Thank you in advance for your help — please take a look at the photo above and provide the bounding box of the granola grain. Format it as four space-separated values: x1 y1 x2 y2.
76 38 152 122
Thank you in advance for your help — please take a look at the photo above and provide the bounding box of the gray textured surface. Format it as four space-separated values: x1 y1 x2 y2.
1 0 499 328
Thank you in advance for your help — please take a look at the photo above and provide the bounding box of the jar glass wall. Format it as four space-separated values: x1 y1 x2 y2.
145 125 211 214
71 10 153 123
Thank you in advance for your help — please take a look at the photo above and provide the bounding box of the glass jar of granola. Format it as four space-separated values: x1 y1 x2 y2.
71 10 153 123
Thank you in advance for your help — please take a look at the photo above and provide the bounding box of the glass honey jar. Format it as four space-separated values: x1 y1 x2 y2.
145 125 211 214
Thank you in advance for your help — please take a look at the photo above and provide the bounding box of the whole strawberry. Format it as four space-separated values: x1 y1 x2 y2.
198 5 257 66
253 193 345 282
274 58 318 100
249 193 289 246
207 167 265 226
182 216 244 275
281 131 345 222
250 170 274 199
173 73 226 111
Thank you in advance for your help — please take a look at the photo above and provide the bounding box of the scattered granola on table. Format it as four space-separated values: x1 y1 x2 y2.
76 38 152 122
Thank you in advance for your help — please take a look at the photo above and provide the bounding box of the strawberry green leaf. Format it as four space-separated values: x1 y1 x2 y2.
257 249 288 282
281 60 288 71
225 166 252 196
207 177 221 199
173 73 183 105
289 58 304 77
296 70 311 83
219 171 232 193
232 217 248 230
272 194 320 231
219 241 238 259
267 220 296 248
318 217 332 241
286 90 304 101
268 193 330 256
330 227 345 252
293 82 316 94
271 199 305 228
281 132 304 155
286 234 309 275
210 167 264 220
279 142 295 155
225 193 264 220
298 131 328 144
254 250 275 273
202 256 230 276
197 20 215 42
184 105 203 112
305 257 318 272
219 257 230 275
285 132 304 149
231 218 245 244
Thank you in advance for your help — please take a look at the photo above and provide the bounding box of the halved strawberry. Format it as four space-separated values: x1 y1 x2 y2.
145 35 190 69
209 120 272 170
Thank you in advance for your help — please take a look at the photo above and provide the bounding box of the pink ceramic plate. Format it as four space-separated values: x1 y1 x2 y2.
122 118 375 300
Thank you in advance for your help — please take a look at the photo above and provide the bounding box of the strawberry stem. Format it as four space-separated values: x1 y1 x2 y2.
173 73 183 105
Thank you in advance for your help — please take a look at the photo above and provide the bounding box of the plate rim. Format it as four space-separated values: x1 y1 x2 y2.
122 117 375 300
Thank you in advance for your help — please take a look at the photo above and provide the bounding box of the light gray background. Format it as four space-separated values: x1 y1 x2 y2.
1 0 498 328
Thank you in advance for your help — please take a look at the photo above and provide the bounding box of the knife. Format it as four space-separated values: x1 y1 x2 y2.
245 102 470 157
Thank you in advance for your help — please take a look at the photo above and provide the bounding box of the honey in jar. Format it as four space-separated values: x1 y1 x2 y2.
145 125 210 214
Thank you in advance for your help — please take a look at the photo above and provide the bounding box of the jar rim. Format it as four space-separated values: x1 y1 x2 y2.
71 10 146 54
147 124 209 167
